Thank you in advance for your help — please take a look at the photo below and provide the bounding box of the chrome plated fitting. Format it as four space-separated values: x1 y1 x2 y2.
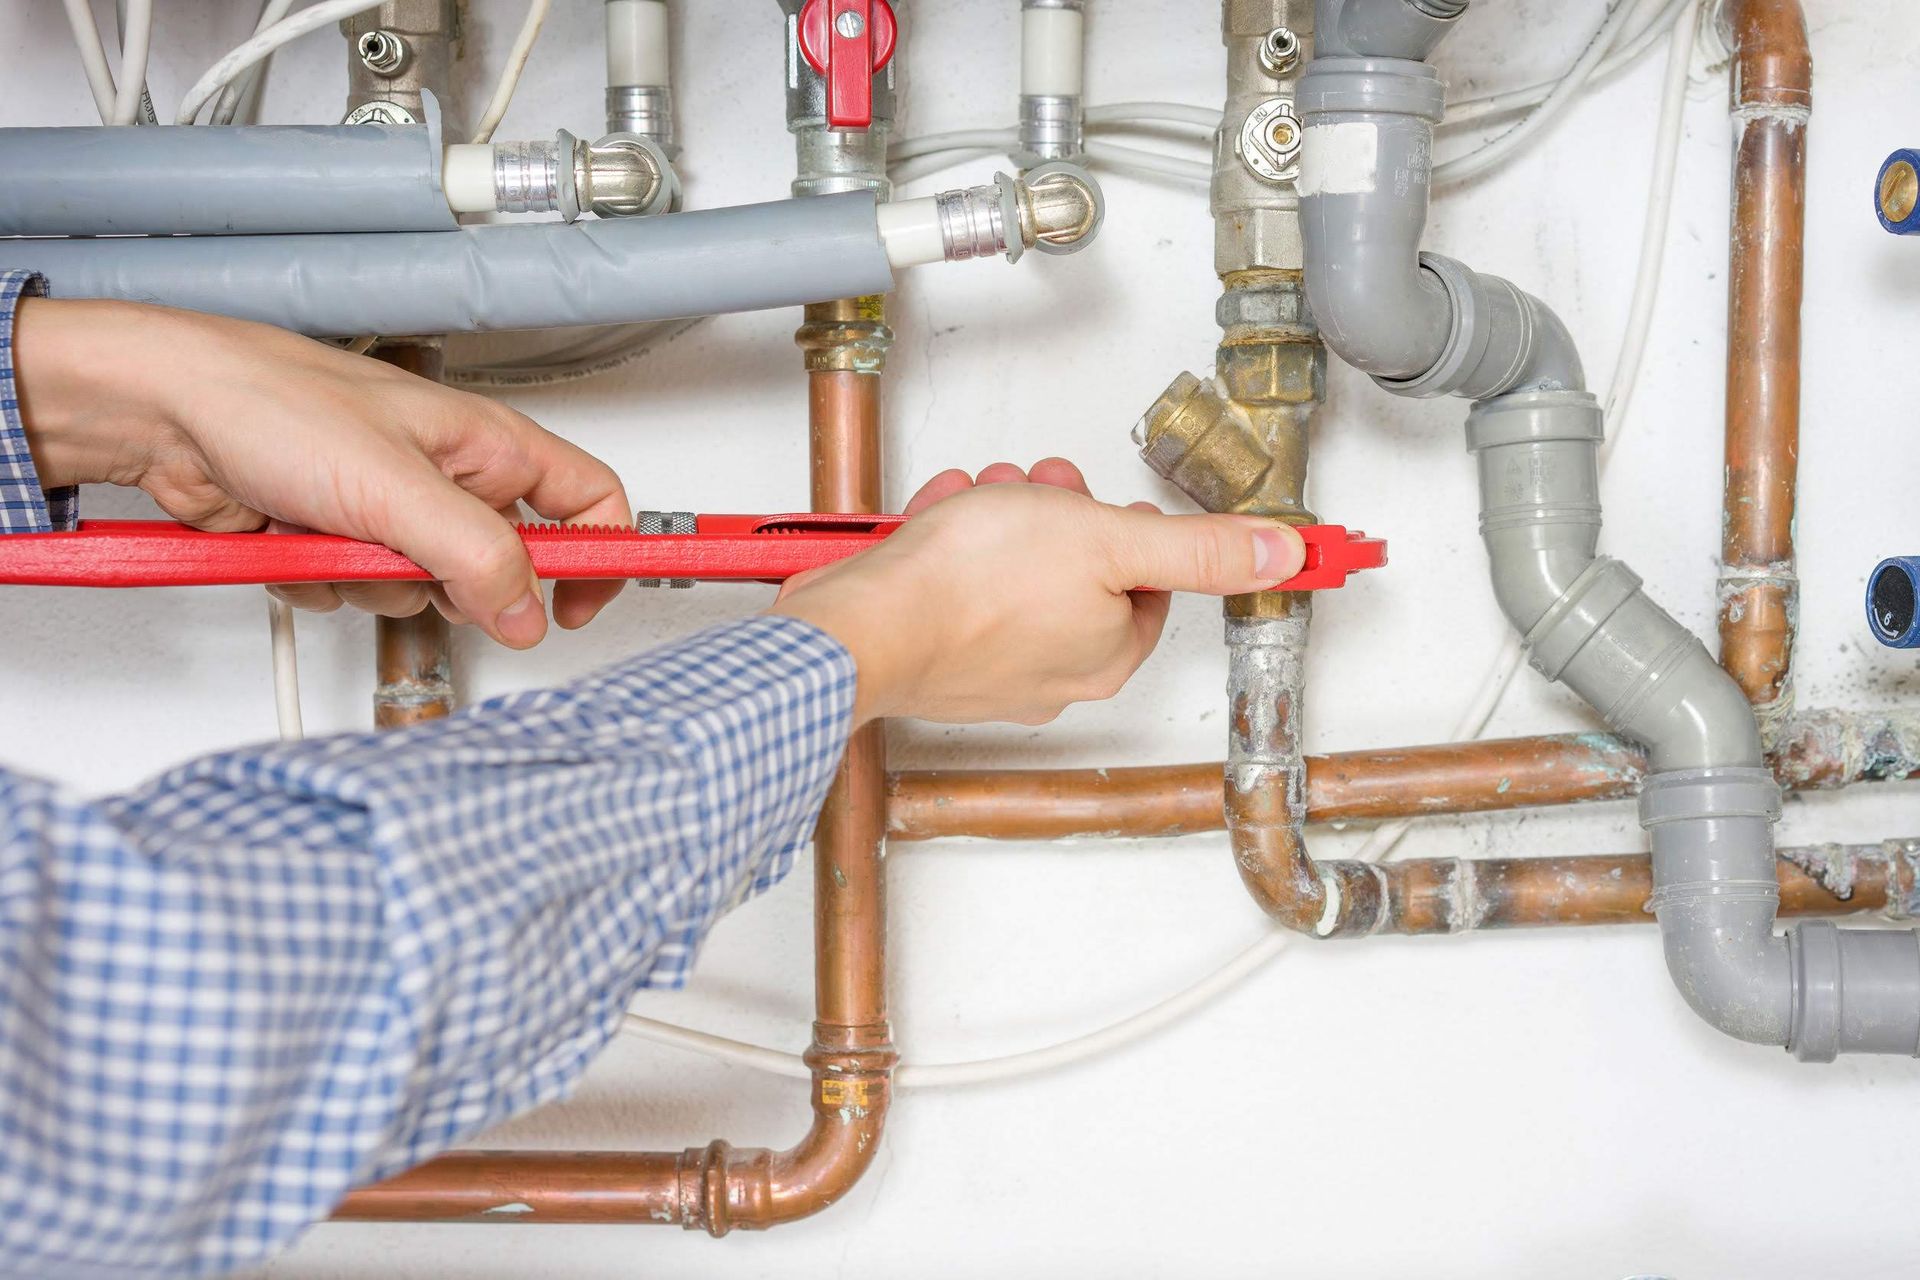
1017 94 1085 167
606 85 677 158
933 163 1104 264
490 130 674 221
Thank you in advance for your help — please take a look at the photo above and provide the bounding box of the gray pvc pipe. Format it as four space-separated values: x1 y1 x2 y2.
1303 11 1920 1059
4 191 897 337
0 100 457 237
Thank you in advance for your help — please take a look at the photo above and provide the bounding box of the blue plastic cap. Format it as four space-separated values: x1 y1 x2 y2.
1868 558 1920 647
1877 151 1920 235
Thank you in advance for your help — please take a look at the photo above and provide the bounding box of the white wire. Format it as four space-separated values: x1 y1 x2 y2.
268 597 305 742
1433 0 1647 185
110 0 152 126
62 0 119 122
1603 0 1698 447
1084 140 1212 185
1442 0 1689 129
212 0 298 127
469 0 552 144
890 127 1020 162
175 0 386 125
446 319 706 388
1085 101 1222 131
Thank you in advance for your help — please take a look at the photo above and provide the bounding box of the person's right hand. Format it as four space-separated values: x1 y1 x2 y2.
772 458 1306 725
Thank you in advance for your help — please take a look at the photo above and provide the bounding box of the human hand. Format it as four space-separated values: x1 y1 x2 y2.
12 299 629 648
771 458 1306 725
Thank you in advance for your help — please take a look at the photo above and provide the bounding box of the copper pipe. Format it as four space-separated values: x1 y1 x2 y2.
888 733 1646 843
889 708 1920 844
1718 0 1811 743
337 300 896 1232
369 340 457 729
1331 839 1920 936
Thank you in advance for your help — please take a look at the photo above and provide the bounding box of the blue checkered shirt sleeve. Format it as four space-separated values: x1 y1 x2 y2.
0 614 856 1278
0 269 79 531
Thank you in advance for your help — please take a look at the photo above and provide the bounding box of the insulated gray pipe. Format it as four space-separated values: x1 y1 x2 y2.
1300 0 1920 1060
0 112 457 238
4 192 897 338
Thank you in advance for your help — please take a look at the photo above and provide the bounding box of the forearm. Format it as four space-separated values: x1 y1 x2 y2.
0 615 853 1277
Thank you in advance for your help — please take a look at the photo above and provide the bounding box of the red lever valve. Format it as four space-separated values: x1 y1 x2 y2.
1284 525 1387 590
797 0 898 130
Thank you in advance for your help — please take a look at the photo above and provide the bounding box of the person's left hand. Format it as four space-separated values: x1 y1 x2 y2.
13 299 629 648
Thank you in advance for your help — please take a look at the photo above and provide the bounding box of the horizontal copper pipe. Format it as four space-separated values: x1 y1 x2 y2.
336 1151 682 1223
889 709 1920 845
888 732 1646 843
1344 839 1920 936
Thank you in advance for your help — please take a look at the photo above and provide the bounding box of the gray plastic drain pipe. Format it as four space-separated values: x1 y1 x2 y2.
1299 0 1920 1060
4 191 897 338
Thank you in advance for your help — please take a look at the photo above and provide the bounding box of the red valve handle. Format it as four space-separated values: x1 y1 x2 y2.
1283 525 1387 590
797 0 898 130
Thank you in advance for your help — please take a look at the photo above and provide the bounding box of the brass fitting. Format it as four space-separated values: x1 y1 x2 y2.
796 296 893 374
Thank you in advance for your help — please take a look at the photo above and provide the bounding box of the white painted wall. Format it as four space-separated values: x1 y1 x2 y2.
4 2 1920 1276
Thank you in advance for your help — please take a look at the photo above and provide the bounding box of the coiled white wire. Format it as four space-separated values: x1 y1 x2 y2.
622 0 1705 1089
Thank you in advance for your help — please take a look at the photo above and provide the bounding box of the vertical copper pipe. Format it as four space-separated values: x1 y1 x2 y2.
335 306 898 1233
1718 0 1811 743
369 341 456 729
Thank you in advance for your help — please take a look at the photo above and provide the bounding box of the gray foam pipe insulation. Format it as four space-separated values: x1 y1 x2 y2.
0 100 460 237
2 189 897 337
1301 0 1920 1060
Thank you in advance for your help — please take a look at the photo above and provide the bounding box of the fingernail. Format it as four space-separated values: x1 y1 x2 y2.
495 588 546 648
1251 525 1306 583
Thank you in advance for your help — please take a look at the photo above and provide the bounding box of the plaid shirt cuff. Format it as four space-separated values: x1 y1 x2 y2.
0 269 78 532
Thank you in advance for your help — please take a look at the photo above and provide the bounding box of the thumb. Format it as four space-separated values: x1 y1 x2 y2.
1106 509 1307 596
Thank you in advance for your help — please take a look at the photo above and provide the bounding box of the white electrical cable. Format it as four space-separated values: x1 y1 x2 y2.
1084 140 1212 185
1433 0 1646 185
469 0 553 144
212 0 298 127
1084 101 1222 131
891 127 1022 162
1442 0 1688 130
1603 0 1698 447
268 597 305 741
110 0 153 126
623 2 1704 1090
175 0 386 125
61 0 119 122
447 319 706 388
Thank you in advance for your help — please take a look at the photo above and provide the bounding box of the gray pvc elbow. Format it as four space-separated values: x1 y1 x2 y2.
1642 769 1793 1047
1297 58 1583 399
1315 0 1466 62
